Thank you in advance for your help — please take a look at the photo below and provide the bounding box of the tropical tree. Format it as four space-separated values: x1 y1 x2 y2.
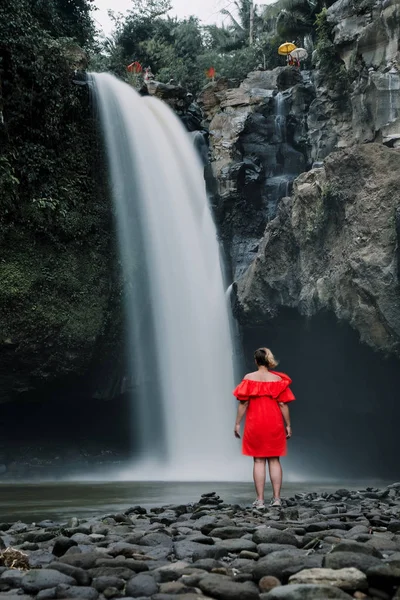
128 0 172 18
31 0 96 46
272 0 337 42
0 0 100 240
220 0 263 48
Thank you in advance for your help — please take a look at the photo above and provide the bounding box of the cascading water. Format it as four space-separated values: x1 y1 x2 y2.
266 91 298 219
274 92 286 143
388 72 394 123
189 130 209 167
387 71 399 124
266 175 293 219
91 73 248 480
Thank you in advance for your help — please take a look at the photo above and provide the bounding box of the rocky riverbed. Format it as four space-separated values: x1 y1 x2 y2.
1 486 400 600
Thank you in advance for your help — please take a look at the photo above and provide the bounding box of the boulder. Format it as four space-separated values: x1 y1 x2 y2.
214 538 257 555
19 569 76 593
211 526 249 539
253 550 323 582
253 528 299 547
54 584 99 599
330 540 383 558
52 536 78 557
237 145 400 358
91 576 125 592
263 583 353 599
138 532 173 548
47 562 92 586
198 573 260 600
173 541 217 561
125 573 158 597
323 551 382 572
289 567 368 589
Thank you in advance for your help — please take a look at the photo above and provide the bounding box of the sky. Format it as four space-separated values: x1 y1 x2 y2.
93 0 271 36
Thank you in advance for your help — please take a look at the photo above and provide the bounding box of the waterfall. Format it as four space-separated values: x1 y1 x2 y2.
388 72 396 123
274 91 286 143
90 73 247 480
266 175 293 218
189 130 209 166
266 90 298 219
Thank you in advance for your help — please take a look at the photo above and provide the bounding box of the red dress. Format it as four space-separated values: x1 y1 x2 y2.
233 371 295 457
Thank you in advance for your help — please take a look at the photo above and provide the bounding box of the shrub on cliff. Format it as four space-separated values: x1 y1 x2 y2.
314 8 349 102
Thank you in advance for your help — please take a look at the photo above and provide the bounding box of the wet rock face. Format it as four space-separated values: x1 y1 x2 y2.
145 80 205 132
236 144 400 357
327 0 400 69
309 68 400 160
200 68 315 279
309 0 400 160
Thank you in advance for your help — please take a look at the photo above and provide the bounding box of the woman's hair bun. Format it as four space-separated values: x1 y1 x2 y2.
254 347 278 369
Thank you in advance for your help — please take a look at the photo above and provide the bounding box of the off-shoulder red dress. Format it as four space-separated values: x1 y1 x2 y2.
233 372 295 457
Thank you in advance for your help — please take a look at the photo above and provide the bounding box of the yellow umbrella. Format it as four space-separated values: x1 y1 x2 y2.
278 42 297 56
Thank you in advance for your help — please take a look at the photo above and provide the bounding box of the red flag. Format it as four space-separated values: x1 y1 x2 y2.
127 61 143 74
206 67 216 79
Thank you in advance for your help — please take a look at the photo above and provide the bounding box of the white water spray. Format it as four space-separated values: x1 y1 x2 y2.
91 73 248 480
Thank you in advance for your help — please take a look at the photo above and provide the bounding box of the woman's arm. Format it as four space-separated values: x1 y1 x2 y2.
234 401 249 438
278 402 292 438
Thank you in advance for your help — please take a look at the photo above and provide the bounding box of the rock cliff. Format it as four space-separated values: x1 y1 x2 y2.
199 69 315 279
236 144 400 357
309 0 400 159
220 0 400 358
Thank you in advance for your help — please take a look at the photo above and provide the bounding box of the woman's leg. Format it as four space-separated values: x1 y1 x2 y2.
253 457 267 500
267 457 282 499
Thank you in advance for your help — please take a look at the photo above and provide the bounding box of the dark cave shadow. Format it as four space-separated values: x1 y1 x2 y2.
241 309 400 480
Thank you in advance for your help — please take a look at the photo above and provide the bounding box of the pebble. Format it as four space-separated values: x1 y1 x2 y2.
259 575 281 592
263 583 353 598
0 486 400 600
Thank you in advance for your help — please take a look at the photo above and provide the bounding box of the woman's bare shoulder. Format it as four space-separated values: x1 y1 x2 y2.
243 371 258 380
268 372 283 381
244 371 282 382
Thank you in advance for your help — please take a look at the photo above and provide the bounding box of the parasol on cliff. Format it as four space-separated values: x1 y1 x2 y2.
278 42 297 56
289 47 308 61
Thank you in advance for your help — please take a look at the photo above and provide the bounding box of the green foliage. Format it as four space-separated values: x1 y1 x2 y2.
266 0 337 42
219 0 264 49
320 182 346 230
304 182 345 242
276 0 316 40
198 41 281 83
0 157 19 214
95 0 287 93
314 8 350 101
197 47 258 82
31 0 96 47
0 0 124 388
128 0 172 18
321 182 346 210
0 0 109 245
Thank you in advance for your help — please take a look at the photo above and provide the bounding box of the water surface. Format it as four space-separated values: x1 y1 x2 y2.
0 481 389 523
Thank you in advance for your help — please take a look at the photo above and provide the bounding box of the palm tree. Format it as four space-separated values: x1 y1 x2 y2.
271 0 336 42
220 0 263 47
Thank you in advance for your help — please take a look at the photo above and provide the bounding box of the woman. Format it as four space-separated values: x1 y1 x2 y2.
233 347 295 508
